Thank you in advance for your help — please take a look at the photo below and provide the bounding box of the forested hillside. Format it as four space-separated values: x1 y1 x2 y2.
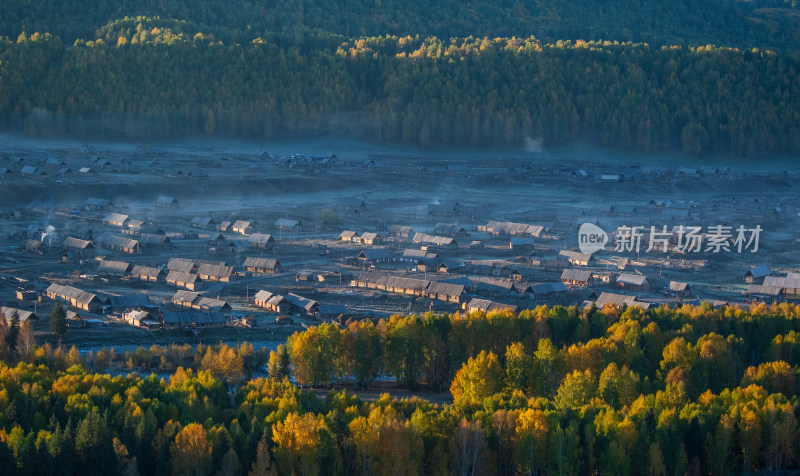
1 0 800 154
1 303 800 474
1 32 799 155
3 0 800 49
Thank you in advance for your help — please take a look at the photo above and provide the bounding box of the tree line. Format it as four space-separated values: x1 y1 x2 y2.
1 303 800 473
2 0 799 49
1 32 798 155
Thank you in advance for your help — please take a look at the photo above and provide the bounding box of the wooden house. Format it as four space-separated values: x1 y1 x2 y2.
669 281 691 297
248 233 275 250
166 271 201 291
232 220 254 235
97 259 131 276
616 273 650 292
243 257 282 275
130 265 163 282
253 290 290 313
561 269 594 286
197 263 234 282
62 237 94 257
45 284 102 312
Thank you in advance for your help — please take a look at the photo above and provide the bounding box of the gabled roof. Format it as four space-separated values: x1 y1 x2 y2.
172 290 200 303
361 232 380 241
191 216 214 227
617 273 648 286
0 307 38 322
98 259 131 275
358 249 392 260
243 257 280 269
167 258 196 273
426 281 464 298
466 298 517 313
669 281 689 292
531 282 568 294
763 276 800 290
63 237 93 249
248 233 274 245
232 220 252 230
96 234 139 249
106 293 152 308
197 263 233 279
747 284 783 296
253 290 274 302
594 292 650 309
559 250 593 262
46 283 99 306
131 265 162 278
745 265 772 279
285 293 318 311
166 270 198 284
561 269 594 282
194 296 231 312
412 233 455 246
161 311 226 326
318 305 348 316
104 213 129 224
139 233 170 245
340 230 359 239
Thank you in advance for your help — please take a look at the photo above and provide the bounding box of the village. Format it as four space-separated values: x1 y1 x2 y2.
0 137 799 349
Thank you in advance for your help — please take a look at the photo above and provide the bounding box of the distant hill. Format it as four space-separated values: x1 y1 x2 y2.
2 0 800 50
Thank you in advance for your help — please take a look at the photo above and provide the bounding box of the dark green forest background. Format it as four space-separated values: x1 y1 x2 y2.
1 0 800 154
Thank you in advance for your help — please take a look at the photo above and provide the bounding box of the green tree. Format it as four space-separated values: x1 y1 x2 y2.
267 344 292 381
49 304 67 338
5 310 20 352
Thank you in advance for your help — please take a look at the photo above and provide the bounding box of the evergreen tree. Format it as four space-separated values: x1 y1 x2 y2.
50 304 67 339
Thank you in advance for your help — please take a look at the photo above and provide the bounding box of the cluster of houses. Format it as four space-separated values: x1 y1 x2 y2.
340 231 383 245
89 255 281 292
747 268 800 299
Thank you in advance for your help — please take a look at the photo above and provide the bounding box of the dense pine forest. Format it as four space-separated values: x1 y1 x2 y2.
2 303 800 474
1 1 800 154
